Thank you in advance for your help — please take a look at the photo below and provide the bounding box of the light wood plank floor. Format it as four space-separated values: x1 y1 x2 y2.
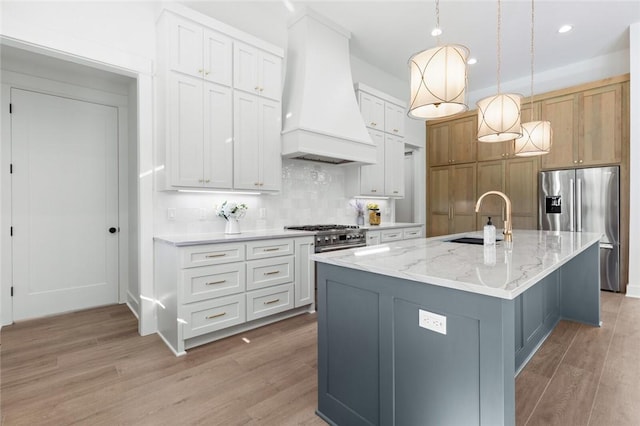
1 292 639 425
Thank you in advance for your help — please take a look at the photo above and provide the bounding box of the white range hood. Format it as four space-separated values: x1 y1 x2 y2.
281 8 376 165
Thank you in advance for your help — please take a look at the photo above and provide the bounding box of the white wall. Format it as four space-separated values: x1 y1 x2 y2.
626 23 639 297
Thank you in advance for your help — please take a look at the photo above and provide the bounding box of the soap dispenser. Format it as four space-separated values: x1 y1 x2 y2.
484 217 496 246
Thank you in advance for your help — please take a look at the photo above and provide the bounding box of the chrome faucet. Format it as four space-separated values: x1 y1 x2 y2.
475 191 513 243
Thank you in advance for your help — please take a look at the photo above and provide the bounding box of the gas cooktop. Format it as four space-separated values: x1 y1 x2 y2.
285 224 360 232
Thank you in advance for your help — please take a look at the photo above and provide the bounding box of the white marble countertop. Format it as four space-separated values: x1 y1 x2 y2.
361 222 424 230
311 230 602 300
154 229 316 246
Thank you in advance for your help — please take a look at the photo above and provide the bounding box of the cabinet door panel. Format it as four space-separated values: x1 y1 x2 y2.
259 51 282 101
234 42 259 95
429 214 450 237
384 135 405 197
476 161 505 229
541 95 577 169
477 141 510 162
452 163 477 232
203 83 233 188
169 74 204 187
233 91 260 189
360 92 385 131
428 124 450 166
360 130 385 195
580 84 622 166
428 166 450 237
506 158 539 230
258 98 282 191
385 103 405 137
203 29 232 86
169 16 203 78
450 116 477 164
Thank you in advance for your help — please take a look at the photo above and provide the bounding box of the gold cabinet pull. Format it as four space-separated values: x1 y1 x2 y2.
198 69 204 74
205 71 210 75
254 86 260 91
205 253 226 258
206 280 226 286
264 270 280 275
393 191 399 194
263 248 279 252
264 298 280 305
371 189 377 193
206 312 226 319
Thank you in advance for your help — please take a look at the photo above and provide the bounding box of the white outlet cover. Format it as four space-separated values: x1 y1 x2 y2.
419 309 447 335
168 208 176 220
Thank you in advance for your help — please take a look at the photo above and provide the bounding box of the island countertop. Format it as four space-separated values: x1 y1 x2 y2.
311 229 602 300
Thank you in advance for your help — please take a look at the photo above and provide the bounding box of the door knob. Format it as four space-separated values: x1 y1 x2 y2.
109 227 118 234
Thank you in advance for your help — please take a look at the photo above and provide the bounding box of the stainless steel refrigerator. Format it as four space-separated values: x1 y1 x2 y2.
539 166 620 291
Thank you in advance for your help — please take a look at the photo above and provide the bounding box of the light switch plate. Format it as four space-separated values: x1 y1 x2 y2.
419 309 447 335
167 208 176 220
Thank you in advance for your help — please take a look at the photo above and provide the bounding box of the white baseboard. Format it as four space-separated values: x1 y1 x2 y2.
126 290 140 319
625 284 640 298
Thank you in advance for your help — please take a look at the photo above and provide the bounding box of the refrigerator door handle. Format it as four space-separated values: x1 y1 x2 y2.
576 178 582 232
600 242 614 250
569 178 575 232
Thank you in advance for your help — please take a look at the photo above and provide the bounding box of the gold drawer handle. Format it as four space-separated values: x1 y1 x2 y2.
206 280 226 286
264 298 280 305
393 191 399 194
206 312 226 319
264 270 280 275
205 253 226 258
263 248 279 252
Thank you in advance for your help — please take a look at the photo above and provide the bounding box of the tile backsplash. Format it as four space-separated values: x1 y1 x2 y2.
154 159 394 236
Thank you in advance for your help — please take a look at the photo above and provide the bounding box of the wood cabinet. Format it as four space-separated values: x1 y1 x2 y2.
541 83 622 169
157 9 284 192
233 91 282 191
428 163 477 236
428 115 477 166
233 42 282 101
155 236 315 355
476 158 539 231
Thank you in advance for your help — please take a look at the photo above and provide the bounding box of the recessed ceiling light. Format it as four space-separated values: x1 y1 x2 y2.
431 28 442 37
467 58 478 65
558 25 573 34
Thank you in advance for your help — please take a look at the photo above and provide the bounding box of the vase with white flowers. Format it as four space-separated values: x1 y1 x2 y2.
216 201 248 234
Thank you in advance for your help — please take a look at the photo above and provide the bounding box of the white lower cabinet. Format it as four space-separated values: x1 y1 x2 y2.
381 229 403 243
366 231 381 246
155 235 314 355
366 226 424 246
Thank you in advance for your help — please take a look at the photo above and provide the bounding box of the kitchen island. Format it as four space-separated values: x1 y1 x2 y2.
312 230 601 426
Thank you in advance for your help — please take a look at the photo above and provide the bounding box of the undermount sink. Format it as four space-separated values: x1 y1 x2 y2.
448 237 503 245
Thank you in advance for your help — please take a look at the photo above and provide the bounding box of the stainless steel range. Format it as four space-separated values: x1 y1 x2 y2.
285 225 366 252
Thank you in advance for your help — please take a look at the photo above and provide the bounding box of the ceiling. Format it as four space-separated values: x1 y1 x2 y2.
182 0 639 94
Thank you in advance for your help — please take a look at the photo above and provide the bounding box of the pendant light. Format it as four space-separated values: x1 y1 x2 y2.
477 0 522 143
408 0 469 120
514 0 553 156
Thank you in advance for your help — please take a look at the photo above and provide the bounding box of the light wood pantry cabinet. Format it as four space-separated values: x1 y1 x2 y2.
428 114 477 166
476 158 539 230
428 163 477 237
477 103 541 162
233 91 282 191
541 83 622 169
155 235 315 355
156 8 284 192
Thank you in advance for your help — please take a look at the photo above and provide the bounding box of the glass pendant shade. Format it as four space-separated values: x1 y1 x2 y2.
514 120 552 156
476 93 523 142
408 44 469 120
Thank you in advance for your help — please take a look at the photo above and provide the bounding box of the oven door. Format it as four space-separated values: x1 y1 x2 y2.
315 242 367 253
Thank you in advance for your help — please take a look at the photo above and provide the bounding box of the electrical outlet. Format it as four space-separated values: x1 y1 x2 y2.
199 208 206 220
167 208 176 220
419 309 447 335
259 207 266 219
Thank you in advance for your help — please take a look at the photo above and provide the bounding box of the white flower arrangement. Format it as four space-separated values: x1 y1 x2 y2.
216 201 248 221
350 200 365 215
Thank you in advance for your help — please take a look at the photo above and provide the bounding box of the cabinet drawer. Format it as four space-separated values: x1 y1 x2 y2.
403 227 423 240
181 294 245 339
246 239 294 260
181 263 246 304
380 229 403 243
246 283 294 322
181 244 245 268
246 256 294 291
366 231 381 246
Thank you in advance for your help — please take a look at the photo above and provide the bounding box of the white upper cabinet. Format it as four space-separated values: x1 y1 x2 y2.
233 91 282 191
384 135 405 197
359 92 385 131
203 82 233 188
234 42 282 101
385 103 405 137
359 130 385 196
169 14 232 85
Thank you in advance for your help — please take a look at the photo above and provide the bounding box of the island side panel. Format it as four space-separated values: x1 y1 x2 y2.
560 242 601 326
316 263 517 426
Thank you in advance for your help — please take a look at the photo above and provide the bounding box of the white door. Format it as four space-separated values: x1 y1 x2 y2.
11 88 119 320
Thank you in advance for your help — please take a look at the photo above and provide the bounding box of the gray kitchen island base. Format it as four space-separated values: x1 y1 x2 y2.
316 243 600 426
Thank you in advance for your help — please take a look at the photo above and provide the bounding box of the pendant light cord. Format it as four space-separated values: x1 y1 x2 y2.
497 0 501 94
529 0 535 121
435 0 441 44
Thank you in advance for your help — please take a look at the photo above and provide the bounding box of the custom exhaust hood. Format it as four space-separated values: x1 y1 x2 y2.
281 8 376 165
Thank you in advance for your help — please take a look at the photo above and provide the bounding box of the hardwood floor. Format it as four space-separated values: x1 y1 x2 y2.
2 292 639 425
